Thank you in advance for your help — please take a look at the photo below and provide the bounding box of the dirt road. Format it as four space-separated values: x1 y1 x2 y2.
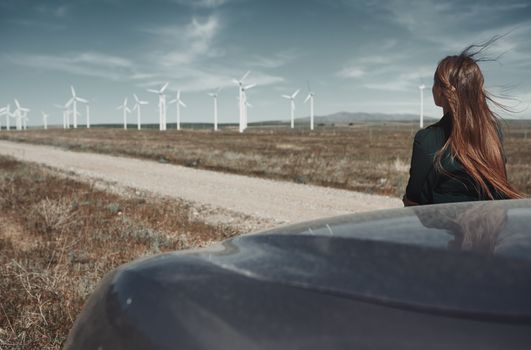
0 140 402 228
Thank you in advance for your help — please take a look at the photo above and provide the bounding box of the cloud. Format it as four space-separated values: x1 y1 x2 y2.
169 0 230 8
34 3 69 18
365 80 411 92
248 50 299 69
5 52 139 81
143 16 223 66
337 67 365 78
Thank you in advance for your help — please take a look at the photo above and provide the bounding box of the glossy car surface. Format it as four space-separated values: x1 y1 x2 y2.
65 199 531 350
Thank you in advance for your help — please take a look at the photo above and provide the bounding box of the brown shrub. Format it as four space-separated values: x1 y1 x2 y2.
26 198 76 236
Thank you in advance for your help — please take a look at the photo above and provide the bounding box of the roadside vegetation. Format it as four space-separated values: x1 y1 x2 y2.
0 156 239 349
1 121 530 197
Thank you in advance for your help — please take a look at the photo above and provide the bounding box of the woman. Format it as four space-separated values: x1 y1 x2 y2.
403 43 523 206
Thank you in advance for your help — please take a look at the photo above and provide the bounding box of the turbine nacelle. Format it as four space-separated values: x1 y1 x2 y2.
147 82 169 95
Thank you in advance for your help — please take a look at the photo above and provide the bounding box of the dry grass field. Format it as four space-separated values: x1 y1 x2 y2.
1 121 530 197
0 122 530 348
0 156 239 349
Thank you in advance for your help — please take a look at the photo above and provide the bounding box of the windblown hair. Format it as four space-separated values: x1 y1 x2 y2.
433 39 523 199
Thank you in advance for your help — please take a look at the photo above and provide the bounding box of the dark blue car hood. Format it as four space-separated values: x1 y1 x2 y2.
65 199 531 350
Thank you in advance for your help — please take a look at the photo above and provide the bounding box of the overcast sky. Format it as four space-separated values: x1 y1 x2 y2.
1 0 531 126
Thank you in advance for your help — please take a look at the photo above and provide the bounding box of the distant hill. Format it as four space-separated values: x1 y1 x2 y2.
297 111 438 124
247 111 439 127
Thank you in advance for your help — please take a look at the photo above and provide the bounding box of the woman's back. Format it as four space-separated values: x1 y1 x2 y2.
405 114 508 205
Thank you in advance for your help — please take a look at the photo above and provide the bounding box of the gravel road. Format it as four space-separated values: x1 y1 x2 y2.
0 140 402 229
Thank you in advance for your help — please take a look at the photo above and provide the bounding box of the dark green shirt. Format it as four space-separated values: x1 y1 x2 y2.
405 114 507 205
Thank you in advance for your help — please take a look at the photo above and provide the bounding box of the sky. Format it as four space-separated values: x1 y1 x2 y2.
1 0 531 126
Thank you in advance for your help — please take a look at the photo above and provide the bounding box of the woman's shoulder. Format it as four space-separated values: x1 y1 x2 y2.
413 116 450 151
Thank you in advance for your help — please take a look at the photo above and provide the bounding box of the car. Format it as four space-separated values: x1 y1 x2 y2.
65 199 531 350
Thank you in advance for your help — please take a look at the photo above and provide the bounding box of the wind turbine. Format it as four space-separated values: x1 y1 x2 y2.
304 82 316 131
169 90 186 130
0 106 6 130
41 112 49 130
67 86 88 128
54 103 69 129
233 71 254 133
14 99 30 131
419 84 426 128
117 98 131 130
241 83 255 131
0 105 11 130
208 87 221 131
147 82 169 131
282 89 300 129
133 94 149 130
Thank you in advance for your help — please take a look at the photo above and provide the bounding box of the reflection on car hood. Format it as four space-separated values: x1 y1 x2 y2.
65 199 531 350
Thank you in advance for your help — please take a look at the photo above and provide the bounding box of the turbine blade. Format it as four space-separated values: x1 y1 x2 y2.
244 83 256 90
160 82 169 93
304 94 311 103
282 95 291 99
134 94 140 103
179 101 186 107
76 97 88 103
14 99 21 108
240 70 250 81
292 89 300 98
147 89 159 93
71 85 76 97
168 99 176 104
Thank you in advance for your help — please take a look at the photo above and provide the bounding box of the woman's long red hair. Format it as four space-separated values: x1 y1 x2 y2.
433 42 523 199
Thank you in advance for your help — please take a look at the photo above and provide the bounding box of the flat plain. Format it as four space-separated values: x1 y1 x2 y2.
1 121 530 197
1 121 530 349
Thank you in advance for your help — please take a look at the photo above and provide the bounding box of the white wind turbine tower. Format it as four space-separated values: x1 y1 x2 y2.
133 94 149 130
419 84 426 128
14 99 30 131
208 87 221 131
85 103 91 128
23 115 29 130
41 112 49 130
241 83 255 131
54 103 69 129
67 86 88 128
0 106 6 130
0 105 11 130
117 98 131 130
282 89 300 129
304 82 316 131
239 84 256 132
233 71 254 133
147 82 169 131
169 90 186 130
